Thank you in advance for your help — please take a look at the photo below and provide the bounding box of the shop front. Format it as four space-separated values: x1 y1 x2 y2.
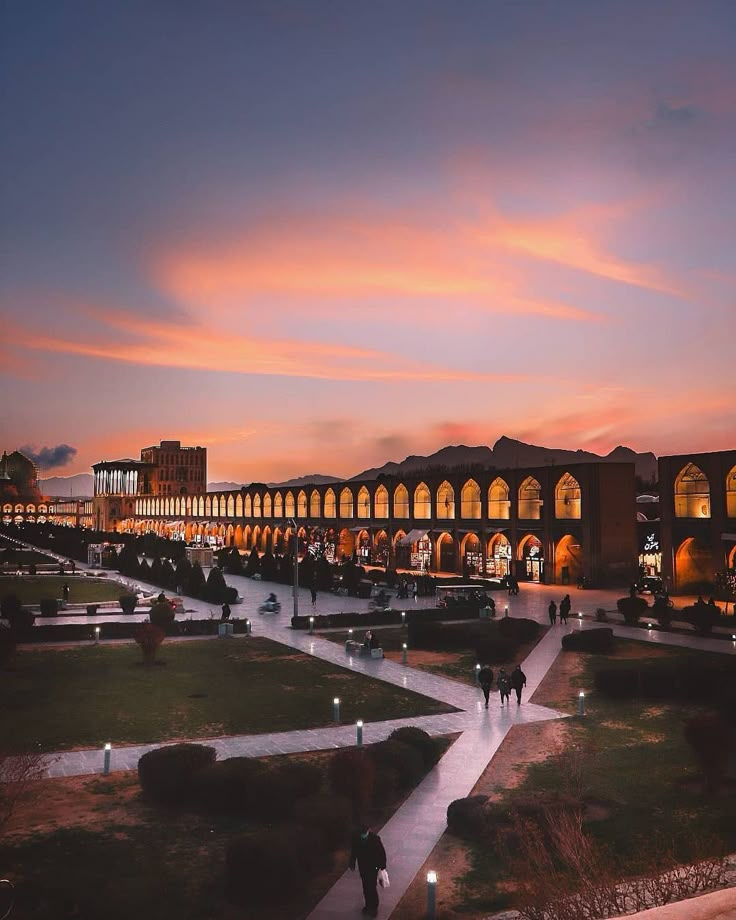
396 529 431 571
462 534 483 576
486 532 511 577
354 528 371 565
519 534 544 582
373 530 390 568
638 522 662 577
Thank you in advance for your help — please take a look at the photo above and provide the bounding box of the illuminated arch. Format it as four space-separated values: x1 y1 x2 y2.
357 486 371 519
236 494 243 516
185 496 192 516
393 484 409 518
253 494 262 517
263 493 272 517
518 476 542 520
234 524 244 548
675 536 714 590
297 490 308 517
413 482 431 519
285 491 295 517
393 529 407 547
436 531 455 572
460 531 480 555
554 534 583 583
227 495 235 517
225 524 235 546
205 496 212 517
436 481 455 519
338 527 354 559
339 488 354 518
726 466 736 518
460 479 481 519
273 526 283 553
310 490 321 517
323 488 336 518
728 545 736 569
555 473 581 519
252 525 261 550
243 524 252 548
274 492 283 518
374 485 389 518
262 525 272 552
674 463 711 518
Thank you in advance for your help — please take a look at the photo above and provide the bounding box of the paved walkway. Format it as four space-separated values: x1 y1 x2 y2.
7 537 736 918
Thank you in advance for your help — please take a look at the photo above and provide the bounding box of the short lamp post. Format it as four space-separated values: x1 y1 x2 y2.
401 610 406 627
356 720 363 746
309 616 314 635
103 742 112 775
427 870 437 918
474 663 481 685
94 626 100 644
401 642 408 664
578 691 585 716
245 618 251 635
333 697 340 722
504 605 509 617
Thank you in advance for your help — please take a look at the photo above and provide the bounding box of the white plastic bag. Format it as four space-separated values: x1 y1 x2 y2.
378 869 390 889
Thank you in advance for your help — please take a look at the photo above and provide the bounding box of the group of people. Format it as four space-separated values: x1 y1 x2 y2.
548 594 572 624
478 664 527 707
502 574 520 595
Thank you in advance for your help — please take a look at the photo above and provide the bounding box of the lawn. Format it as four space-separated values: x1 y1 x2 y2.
0 636 455 752
454 640 736 915
0 575 125 605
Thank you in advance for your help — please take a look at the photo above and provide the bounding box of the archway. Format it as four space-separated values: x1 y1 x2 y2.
374 485 389 518
414 483 431 519
487 533 511 577
234 524 244 548
373 529 389 567
339 488 354 518
555 473 581 519
460 532 482 575
297 490 308 517
274 492 284 518
338 528 354 561
393 484 409 518
728 545 736 569
518 534 544 582
262 525 272 552
273 526 283 554
554 534 583 585
460 480 481 519
436 481 455 519
225 524 235 547
252 525 261 551
310 490 321 518
727 466 736 518
355 528 371 565
253 494 262 517
436 532 456 573
518 477 542 520
236 494 243 516
323 489 336 518
285 491 295 517
674 463 711 518
243 525 252 550
675 536 714 591
263 493 272 517
357 487 371 519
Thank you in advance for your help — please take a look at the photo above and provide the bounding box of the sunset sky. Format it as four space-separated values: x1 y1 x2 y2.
2 1 735 483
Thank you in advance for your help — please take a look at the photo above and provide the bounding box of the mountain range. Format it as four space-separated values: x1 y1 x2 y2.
40 437 658 496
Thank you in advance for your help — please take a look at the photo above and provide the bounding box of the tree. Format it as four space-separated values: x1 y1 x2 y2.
245 546 260 578
175 557 192 591
205 566 229 604
1 750 48 833
222 548 244 576
117 542 140 577
187 561 207 599
135 623 165 666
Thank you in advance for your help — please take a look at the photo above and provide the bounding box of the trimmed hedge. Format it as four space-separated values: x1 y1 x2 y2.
5 617 249 644
138 743 216 804
190 756 266 814
368 740 424 789
593 661 736 701
292 606 479 630
561 628 615 653
247 761 323 820
293 793 352 849
39 597 59 617
328 748 375 816
388 727 441 769
447 795 490 841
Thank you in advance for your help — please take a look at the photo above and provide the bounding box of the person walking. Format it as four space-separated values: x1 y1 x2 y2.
310 584 318 607
220 602 231 620
498 668 511 706
350 823 387 917
510 664 527 704
478 664 494 708
559 594 571 624
62 583 70 604
548 600 557 625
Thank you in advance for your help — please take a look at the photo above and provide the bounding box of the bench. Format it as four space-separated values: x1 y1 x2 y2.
344 640 384 659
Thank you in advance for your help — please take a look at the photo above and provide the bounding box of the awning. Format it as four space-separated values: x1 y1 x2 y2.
398 529 428 546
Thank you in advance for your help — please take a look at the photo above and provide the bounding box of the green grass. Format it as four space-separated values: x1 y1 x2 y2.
0 575 125 605
454 640 736 914
0 636 455 752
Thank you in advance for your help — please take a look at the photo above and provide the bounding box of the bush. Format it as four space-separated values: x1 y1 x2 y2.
119 593 137 614
134 622 165 665
190 756 266 814
1 594 22 620
248 760 323 820
368 740 424 789
138 743 216 804
0 628 17 666
447 795 490 841
226 829 307 906
39 597 58 617
685 603 722 637
475 637 514 664
684 713 736 794
653 599 674 628
388 727 442 770
293 793 352 849
595 607 608 622
149 600 176 631
616 595 648 626
561 628 614 654
328 748 375 817
496 616 540 643
1 594 34 632
186 561 207 599
205 566 229 604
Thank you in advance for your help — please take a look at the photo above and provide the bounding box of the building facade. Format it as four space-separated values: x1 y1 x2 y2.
659 449 736 592
139 440 207 497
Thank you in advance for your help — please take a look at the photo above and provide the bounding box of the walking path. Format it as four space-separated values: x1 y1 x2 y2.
6 538 736 918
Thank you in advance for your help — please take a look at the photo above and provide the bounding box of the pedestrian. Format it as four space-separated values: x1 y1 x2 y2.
548 600 557 625
510 664 527 704
350 822 387 917
478 664 494 708
487 597 496 616
559 594 571 624
62 583 70 604
310 585 317 607
498 668 511 706
221 602 231 620
512 575 520 596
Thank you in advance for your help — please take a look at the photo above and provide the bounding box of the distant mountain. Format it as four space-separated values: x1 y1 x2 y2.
41 473 94 497
208 481 245 492
352 436 658 483
270 474 342 488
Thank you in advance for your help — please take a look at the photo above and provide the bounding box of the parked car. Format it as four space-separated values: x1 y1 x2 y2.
636 575 663 595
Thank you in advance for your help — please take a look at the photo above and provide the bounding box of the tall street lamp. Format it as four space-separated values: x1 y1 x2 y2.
289 518 299 619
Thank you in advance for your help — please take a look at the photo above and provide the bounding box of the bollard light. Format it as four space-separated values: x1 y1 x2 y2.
94 626 100 644
504 605 509 617
401 611 406 626
401 642 407 664
348 628 353 637
245 618 251 635
333 697 341 722
732 634 735 641
356 720 363 746
578 691 585 716
647 622 652 629
309 616 314 635
427 870 437 919
103 742 112 775
578 612 583 619
474 663 481 684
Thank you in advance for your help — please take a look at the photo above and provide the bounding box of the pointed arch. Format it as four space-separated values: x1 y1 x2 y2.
393 484 409 518
244 493 252 516
236 494 243 516
285 491 295 517
205 496 212 517
274 492 283 518
488 477 510 519
310 489 321 518
728 466 736 518
252 524 261 550
262 524 272 552
518 476 542 520
263 493 272 517
460 479 481 519
555 472 581 519
227 495 235 517
323 488 336 518
339 487 354 518
357 486 371 519
338 527 354 559
374 484 389 518
436 531 455 571
253 493 262 517
555 534 583 583
297 490 308 517
674 463 711 518
436 480 455 519
675 535 714 590
413 482 431 519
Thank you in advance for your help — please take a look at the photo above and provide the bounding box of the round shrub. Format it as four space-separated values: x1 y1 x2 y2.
368 740 424 789
119 593 137 615
248 760 323 820
225 828 307 906
39 597 58 617
328 748 375 816
293 793 352 849
1 594 34 632
190 756 266 814
447 795 490 841
475 637 513 664
497 616 540 642
149 600 176 630
561 628 614 653
138 743 216 804
371 765 401 805
616 595 648 626
388 727 441 769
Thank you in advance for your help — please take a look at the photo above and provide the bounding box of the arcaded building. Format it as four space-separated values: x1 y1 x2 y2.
124 460 637 587
659 449 736 592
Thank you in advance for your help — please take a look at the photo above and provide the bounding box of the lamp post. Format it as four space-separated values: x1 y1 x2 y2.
333 697 341 722
289 518 299 620
578 691 585 716
427 871 437 918
356 720 363 746
402 642 408 664
103 742 112 775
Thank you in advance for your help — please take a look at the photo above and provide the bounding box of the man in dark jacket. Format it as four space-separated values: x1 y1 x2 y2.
350 823 387 916
478 665 494 708
510 664 527 704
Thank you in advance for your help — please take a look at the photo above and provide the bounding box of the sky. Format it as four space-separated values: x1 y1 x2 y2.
2 0 735 483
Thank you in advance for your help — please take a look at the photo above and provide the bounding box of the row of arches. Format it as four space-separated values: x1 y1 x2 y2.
674 462 736 518
133 473 583 523
2 503 49 515
2 515 48 526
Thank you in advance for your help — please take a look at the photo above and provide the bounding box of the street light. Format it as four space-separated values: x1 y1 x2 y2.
288 518 299 619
